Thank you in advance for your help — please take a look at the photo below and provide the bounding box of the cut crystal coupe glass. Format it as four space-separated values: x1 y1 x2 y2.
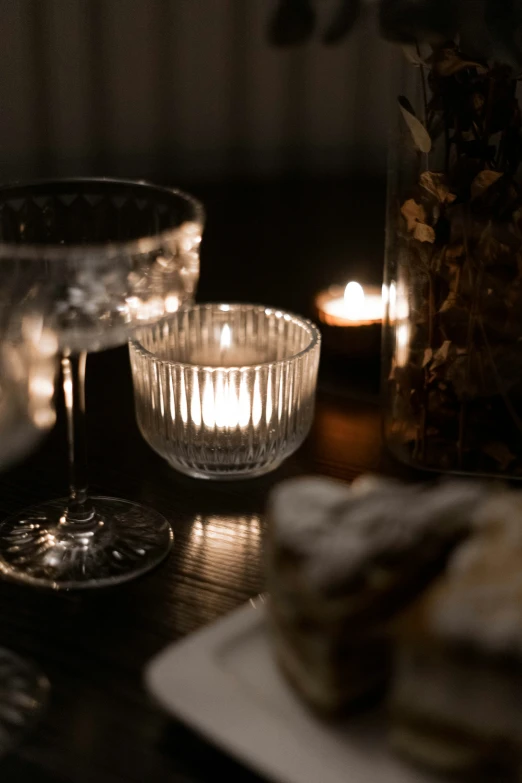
0 179 204 589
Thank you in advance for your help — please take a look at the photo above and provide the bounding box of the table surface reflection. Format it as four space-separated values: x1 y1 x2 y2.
0 179 405 783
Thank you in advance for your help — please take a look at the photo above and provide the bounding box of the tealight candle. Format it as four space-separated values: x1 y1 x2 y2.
315 281 383 358
129 304 321 480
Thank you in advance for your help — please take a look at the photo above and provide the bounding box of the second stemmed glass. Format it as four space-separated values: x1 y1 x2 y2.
0 179 204 589
0 302 56 756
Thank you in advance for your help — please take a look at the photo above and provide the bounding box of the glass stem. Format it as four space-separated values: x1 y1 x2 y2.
61 351 95 526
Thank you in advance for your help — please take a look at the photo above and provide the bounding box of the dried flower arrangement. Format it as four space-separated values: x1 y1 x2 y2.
389 44 522 475
385 4 522 476
268 0 522 476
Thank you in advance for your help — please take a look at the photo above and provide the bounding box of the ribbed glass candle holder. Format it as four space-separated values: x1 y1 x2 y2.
129 304 321 479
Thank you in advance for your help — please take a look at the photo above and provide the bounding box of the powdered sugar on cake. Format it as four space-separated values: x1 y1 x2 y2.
269 476 486 592
433 580 522 655
431 496 522 655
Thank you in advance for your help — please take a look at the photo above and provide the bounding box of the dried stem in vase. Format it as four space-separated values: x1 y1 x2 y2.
390 41 522 475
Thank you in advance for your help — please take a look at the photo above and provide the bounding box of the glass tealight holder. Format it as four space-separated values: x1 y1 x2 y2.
129 304 321 479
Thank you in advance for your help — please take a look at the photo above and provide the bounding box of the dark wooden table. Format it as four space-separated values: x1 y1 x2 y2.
0 179 404 783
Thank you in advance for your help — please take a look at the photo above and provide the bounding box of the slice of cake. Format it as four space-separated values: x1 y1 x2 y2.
266 474 486 716
390 493 522 779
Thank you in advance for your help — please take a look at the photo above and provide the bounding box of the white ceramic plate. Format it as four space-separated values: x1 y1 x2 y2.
146 599 440 783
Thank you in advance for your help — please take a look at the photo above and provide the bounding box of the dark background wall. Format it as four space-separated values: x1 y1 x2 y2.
0 0 401 183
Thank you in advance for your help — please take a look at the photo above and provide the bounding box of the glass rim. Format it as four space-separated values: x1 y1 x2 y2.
129 303 322 371
0 177 205 261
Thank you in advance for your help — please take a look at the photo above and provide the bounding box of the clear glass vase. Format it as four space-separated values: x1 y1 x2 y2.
383 48 522 479
0 179 204 588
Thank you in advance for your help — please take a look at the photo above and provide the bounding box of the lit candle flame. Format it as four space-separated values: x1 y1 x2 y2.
191 372 259 431
344 281 365 321
220 324 231 350
179 324 267 431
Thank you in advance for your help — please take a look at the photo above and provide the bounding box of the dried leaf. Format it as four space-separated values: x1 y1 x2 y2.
440 291 458 312
471 171 503 199
414 222 436 243
431 248 444 273
445 243 465 264
472 93 485 113
483 442 516 471
422 348 433 367
398 96 432 154
401 199 426 232
432 340 452 368
431 48 487 77
419 172 457 204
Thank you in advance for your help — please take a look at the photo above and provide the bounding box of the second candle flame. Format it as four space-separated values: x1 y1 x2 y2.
344 282 365 322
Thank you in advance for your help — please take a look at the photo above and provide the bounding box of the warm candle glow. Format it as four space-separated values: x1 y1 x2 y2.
394 280 411 367
195 372 263 431
183 322 267 429
344 282 365 321
396 323 411 367
315 282 383 357
29 376 54 400
165 294 180 313
220 324 231 350
318 282 383 325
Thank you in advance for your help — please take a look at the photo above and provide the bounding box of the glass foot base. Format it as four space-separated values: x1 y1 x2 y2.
0 648 49 758
167 459 284 481
0 496 173 589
